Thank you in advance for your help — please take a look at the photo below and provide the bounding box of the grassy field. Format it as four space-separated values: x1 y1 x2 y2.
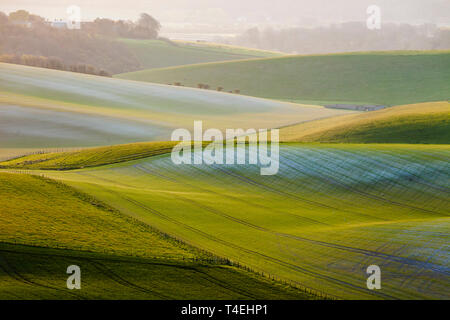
2 46 449 301
9 143 448 300
0 63 352 148
119 39 282 71
280 101 450 143
0 243 309 300
0 243 311 300
0 148 51 162
117 51 450 106
0 172 199 259
1 101 447 165
0 142 177 170
0 172 311 299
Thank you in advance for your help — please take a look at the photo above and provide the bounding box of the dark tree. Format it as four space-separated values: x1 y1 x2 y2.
9 10 30 22
137 13 161 39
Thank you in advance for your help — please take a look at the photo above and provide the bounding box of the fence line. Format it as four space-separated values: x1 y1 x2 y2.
0 239 337 300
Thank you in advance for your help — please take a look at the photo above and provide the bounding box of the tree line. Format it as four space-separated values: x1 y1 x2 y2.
0 10 162 74
226 22 450 54
0 54 111 76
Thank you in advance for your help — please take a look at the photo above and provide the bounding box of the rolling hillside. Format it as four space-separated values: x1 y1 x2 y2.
0 243 309 300
119 39 282 71
0 172 310 299
280 101 450 143
0 63 352 150
0 142 177 170
7 143 448 299
0 172 197 259
117 51 450 106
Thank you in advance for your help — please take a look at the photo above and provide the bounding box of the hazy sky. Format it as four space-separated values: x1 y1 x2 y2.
1 0 449 27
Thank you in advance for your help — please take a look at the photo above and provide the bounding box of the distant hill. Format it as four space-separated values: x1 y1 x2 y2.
280 101 450 144
117 51 450 106
119 39 282 71
0 63 352 149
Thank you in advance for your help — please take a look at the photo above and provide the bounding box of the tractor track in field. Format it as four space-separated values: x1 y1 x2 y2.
0 242 306 300
88 260 171 299
46 147 449 299
0 247 184 299
135 164 328 226
296 148 450 204
170 191 450 277
0 253 86 299
75 167 449 294
190 267 260 299
0 262 42 300
0 246 259 299
373 149 450 187
213 165 386 221
326 148 450 195
80 169 440 274
282 152 448 217
90 257 266 299
113 192 401 300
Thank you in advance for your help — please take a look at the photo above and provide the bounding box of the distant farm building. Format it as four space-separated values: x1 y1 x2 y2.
51 20 68 29
325 104 387 111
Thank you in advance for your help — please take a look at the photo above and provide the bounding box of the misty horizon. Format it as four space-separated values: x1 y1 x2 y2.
1 0 450 32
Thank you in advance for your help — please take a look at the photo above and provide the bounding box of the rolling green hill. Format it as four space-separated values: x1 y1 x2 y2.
280 101 450 143
7 143 448 299
0 172 311 299
0 243 309 300
0 172 198 259
0 63 352 149
0 142 177 170
119 39 282 71
117 51 450 106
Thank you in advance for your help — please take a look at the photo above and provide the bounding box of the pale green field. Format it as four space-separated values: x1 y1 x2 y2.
21 143 449 300
117 51 450 106
119 39 282 71
0 63 353 148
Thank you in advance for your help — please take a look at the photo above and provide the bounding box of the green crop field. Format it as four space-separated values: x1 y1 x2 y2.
0 172 199 259
0 142 178 170
4 143 448 299
280 101 450 144
117 51 450 106
0 243 310 300
0 172 311 300
2 42 449 302
0 63 352 149
119 39 282 71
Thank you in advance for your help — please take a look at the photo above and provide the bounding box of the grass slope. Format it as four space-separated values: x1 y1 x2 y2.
120 39 282 71
0 244 308 300
20 143 450 300
280 101 450 143
0 172 198 259
0 142 177 170
0 173 311 299
117 51 450 106
0 63 352 148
